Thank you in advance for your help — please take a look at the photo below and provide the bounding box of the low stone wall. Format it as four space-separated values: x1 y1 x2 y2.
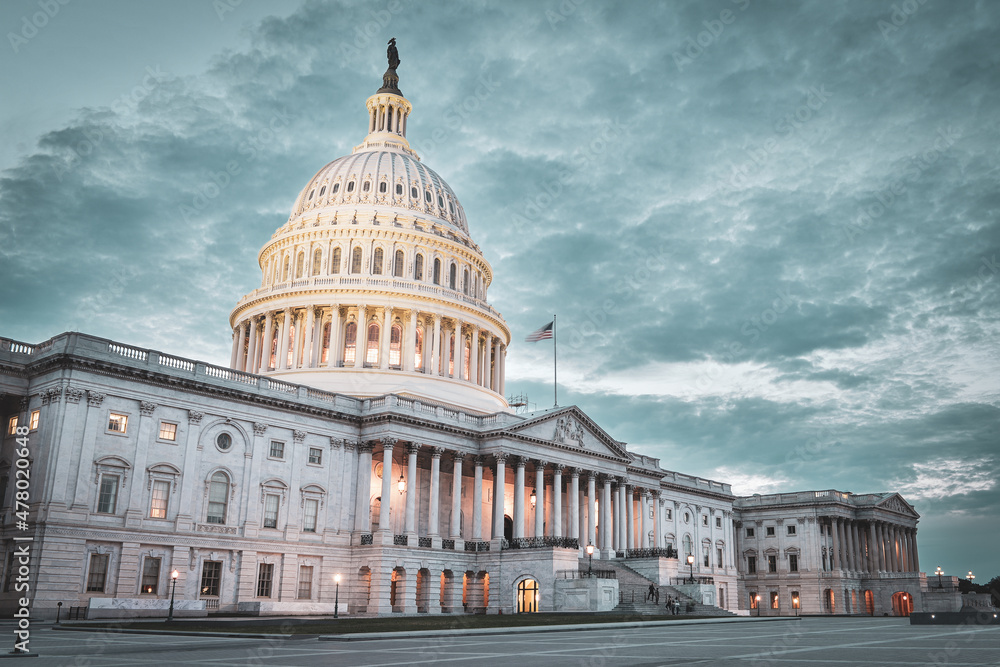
237 601 346 616
87 598 207 619
553 578 619 612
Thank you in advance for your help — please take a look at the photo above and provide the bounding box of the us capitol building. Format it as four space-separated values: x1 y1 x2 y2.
0 47 936 619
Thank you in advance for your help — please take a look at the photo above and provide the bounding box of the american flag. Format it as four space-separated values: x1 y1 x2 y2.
526 321 553 342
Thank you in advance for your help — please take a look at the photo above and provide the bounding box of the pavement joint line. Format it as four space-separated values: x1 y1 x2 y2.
318 615 800 641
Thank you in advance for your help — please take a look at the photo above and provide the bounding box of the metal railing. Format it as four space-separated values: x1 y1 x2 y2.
503 536 579 550
558 569 617 580
625 547 677 559
464 541 490 552
360 533 373 545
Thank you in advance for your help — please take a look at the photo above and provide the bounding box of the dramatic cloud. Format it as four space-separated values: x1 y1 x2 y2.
1 0 998 578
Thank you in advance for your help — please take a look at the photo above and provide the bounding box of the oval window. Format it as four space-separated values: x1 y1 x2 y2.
332 182 340 194
319 185 326 196
395 183 403 195
411 186 418 199
379 182 387 193
347 181 355 193
307 189 315 200
363 181 371 192
216 433 232 451
437 195 444 208
425 190 432 203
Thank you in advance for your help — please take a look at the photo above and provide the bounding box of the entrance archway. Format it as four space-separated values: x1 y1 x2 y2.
891 591 913 616
517 578 539 613
504 515 513 542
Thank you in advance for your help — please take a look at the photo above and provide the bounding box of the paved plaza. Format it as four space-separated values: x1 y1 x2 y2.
3 617 998 666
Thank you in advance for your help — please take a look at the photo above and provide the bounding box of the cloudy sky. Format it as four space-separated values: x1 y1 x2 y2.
2 0 997 580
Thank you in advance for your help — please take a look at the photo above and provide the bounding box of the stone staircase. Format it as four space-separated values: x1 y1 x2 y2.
586 560 737 617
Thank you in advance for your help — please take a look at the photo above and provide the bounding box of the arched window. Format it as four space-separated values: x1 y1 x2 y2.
269 327 278 370
393 250 404 277
330 247 341 274
517 579 539 613
433 258 441 285
437 195 444 208
343 322 357 365
463 268 470 295
319 185 326 197
389 323 402 367
395 183 403 195
414 254 424 281
332 182 340 194
379 181 387 193
425 189 432 203
312 248 322 276
683 534 693 558
415 326 424 370
449 263 457 290
372 248 383 275
320 322 331 364
307 189 315 200
347 181 355 193
366 323 380 366
295 252 305 278
411 186 418 199
282 256 290 282
351 247 363 274
448 333 455 376
286 315 295 368
206 471 229 524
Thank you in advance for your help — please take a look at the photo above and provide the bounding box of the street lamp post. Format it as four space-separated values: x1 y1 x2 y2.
935 566 943 588
687 554 695 584
968 571 975 586
586 542 594 576
755 594 761 617
167 570 179 622
334 574 341 619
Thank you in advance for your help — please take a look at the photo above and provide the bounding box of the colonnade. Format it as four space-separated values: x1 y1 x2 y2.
229 305 506 394
824 516 919 574
350 444 668 554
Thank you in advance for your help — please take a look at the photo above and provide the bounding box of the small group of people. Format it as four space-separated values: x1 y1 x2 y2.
647 584 682 614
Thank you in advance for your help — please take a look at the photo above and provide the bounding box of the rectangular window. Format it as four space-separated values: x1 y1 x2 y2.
303 498 318 533
768 555 777 573
791 591 800 609
200 561 222 597
257 563 274 597
766 526 775 537
703 545 710 567
263 494 279 529
150 480 170 518
747 556 757 574
716 516 722 528
717 547 724 567
789 554 799 572
297 565 313 599
97 474 119 514
308 447 322 465
29 410 39 431
746 527 755 538
771 591 779 609
87 553 109 592
6 416 17 435
702 515 709 526
140 557 160 594
749 591 758 609
787 524 796 535
107 413 128 433
269 440 285 459
665 509 672 520
158 422 177 441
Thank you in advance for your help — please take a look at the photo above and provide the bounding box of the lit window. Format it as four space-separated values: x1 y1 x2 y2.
158 422 177 441
87 553 109 592
296 252 305 278
308 448 322 465
263 494 279 529
107 413 128 433
303 498 318 533
771 591 779 609
200 561 222 597
257 563 274 597
321 322 331 364
447 333 455 375
282 256 290 281
297 565 313 599
414 327 424 370
140 557 160 595
206 472 229 524
29 410 39 431
463 337 471 380
150 480 170 518
97 474 119 514
343 322 357 364
6 416 16 435
366 323 380 365
389 323 402 367
749 591 758 609
269 441 285 459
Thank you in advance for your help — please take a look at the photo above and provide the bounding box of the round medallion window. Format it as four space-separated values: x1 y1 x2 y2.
216 433 232 451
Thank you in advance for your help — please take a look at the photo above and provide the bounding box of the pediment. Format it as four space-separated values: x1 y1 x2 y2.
876 493 919 518
491 406 630 460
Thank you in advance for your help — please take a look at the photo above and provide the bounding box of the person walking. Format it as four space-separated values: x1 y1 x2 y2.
646 584 655 602
666 595 674 614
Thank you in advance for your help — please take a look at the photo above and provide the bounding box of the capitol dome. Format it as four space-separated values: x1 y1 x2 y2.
228 57 510 413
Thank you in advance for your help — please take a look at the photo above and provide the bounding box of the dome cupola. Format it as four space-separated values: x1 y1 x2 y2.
229 41 510 414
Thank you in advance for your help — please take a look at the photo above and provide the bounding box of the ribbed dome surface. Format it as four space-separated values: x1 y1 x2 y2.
290 150 469 234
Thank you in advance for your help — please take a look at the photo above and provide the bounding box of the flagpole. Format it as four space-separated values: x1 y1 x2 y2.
553 314 558 407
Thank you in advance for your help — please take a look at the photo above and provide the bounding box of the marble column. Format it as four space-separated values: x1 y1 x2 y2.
232 323 246 369
291 310 303 368
428 447 443 540
513 457 525 539
483 334 493 390
586 473 596 549
601 476 613 556
304 306 316 368
276 309 291 370
378 440 394 535
404 443 419 537
553 464 564 538
431 314 441 376
353 442 373 534
534 461 545 538
354 305 367 369
441 322 452 377
499 345 506 396
379 307 392 370
911 528 920 572
569 468 579 540
246 318 259 374
472 456 484 540
831 518 841 571
626 486 635 550
469 325 479 384
260 311 274 372
654 493 663 549
640 489 649 549
492 453 507 540
449 453 464 541
404 310 417 372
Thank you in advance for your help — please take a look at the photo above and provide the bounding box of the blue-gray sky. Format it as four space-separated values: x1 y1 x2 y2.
2 0 997 581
